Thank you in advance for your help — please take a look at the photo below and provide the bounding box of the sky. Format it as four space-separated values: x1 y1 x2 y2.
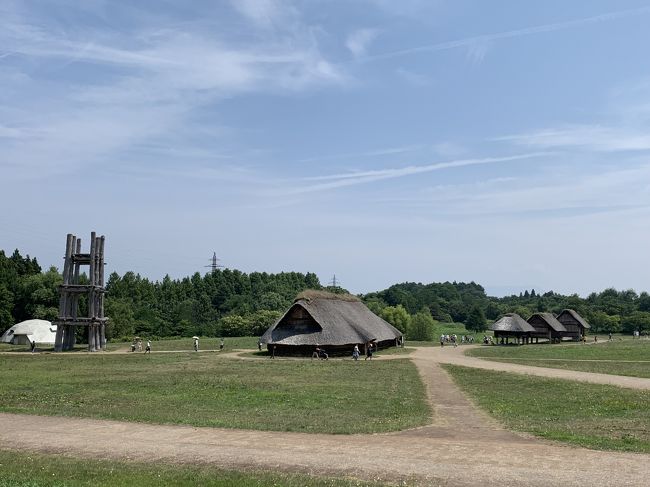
2 0 650 297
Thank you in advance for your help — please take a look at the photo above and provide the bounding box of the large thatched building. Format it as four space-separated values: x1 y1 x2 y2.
260 291 402 355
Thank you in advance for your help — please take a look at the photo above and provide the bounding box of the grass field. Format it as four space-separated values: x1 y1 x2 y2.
444 364 650 453
0 336 260 354
403 323 490 348
0 449 392 487
108 336 260 352
467 339 650 378
0 352 430 434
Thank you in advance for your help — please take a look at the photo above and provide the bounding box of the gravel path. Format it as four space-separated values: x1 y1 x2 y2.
1 347 649 486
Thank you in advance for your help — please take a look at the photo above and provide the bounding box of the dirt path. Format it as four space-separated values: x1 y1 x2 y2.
430 345 650 390
2 347 649 486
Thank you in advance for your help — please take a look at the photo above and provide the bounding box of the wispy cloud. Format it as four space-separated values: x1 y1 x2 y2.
382 163 650 219
346 28 379 58
494 124 650 152
0 3 345 178
299 144 423 163
362 6 650 62
292 152 549 192
229 0 290 29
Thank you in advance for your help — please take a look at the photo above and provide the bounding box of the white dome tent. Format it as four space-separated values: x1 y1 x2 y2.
1 319 57 345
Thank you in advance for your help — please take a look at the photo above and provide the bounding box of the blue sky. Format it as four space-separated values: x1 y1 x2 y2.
2 0 650 296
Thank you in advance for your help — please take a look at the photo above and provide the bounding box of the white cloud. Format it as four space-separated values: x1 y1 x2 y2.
346 28 379 58
494 125 650 152
0 5 345 178
292 152 549 192
229 0 290 29
387 163 650 218
465 40 490 66
299 144 423 163
362 6 650 62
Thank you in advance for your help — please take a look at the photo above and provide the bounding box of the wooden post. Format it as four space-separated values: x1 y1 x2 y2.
98 236 106 350
55 234 74 352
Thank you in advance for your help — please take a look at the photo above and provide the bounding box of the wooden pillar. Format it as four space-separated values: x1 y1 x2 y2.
88 324 96 352
55 234 74 352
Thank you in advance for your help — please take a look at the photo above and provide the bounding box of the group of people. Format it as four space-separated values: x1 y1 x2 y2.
439 334 459 347
311 341 377 361
130 338 151 353
355 341 376 360
192 337 225 352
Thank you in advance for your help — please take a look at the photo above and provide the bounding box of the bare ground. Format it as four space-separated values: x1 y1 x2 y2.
0 347 648 486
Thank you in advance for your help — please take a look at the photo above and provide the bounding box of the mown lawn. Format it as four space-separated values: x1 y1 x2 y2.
405 323 491 348
0 337 260 354
467 339 650 378
0 449 392 487
444 364 650 453
0 353 430 434
107 336 260 352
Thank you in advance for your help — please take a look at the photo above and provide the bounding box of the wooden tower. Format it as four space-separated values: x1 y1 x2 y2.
54 232 107 352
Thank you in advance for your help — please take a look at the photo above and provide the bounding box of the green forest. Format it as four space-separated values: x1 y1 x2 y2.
2 248 650 342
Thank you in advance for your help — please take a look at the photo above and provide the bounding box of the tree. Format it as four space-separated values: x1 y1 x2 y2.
380 305 411 334
621 311 650 334
18 267 61 322
248 310 282 336
638 292 650 312
0 284 14 330
465 305 487 332
588 311 620 333
484 301 502 320
104 298 136 340
409 308 435 341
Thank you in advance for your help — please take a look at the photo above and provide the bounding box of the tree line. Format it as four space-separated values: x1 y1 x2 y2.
2 248 649 341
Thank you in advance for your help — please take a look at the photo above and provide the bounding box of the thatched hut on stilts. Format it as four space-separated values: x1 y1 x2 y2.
527 312 567 343
489 313 535 345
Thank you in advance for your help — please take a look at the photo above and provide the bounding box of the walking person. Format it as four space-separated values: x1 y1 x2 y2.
30 339 36 353
365 342 373 360
145 340 151 354
440 334 445 347
219 338 224 351
352 344 360 361
193 337 199 352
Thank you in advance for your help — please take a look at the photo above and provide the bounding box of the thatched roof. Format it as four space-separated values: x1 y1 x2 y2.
528 312 567 333
261 294 402 346
489 313 536 333
294 289 360 303
557 309 591 329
